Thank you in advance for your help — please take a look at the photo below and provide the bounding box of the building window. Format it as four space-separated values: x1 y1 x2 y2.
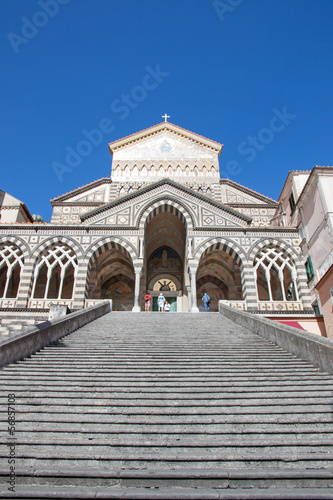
312 301 321 316
0 243 24 298
289 192 296 213
305 256 314 281
253 244 299 302
31 244 78 300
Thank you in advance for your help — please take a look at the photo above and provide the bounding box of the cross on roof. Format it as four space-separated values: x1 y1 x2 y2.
162 114 170 122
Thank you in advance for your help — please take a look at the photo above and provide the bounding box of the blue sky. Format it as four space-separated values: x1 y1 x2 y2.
1 0 333 220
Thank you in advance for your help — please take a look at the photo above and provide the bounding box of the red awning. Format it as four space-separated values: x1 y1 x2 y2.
277 321 306 330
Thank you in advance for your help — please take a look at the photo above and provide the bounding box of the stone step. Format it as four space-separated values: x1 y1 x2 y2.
1 318 36 325
1 376 333 382
4 434 333 447
2 366 320 375
2 412 331 424
1 485 333 499
2 455 332 471
1 396 332 406
8 421 333 434
4 404 332 414
1 385 333 395
1 467 333 495
1 375 330 384
1 388 332 397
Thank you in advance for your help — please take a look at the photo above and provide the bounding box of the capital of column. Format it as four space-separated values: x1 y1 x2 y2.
134 266 142 276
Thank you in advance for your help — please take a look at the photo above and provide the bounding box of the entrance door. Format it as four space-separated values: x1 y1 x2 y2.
169 297 177 311
152 296 177 311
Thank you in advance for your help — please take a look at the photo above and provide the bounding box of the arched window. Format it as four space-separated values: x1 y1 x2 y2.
206 187 212 197
128 187 133 194
113 166 121 177
119 187 125 197
194 167 199 177
198 187 203 194
31 244 78 300
0 243 24 298
176 166 182 176
141 166 147 176
254 245 299 302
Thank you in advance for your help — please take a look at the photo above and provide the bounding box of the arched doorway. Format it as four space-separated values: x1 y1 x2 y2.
86 244 135 311
144 206 186 311
196 245 243 311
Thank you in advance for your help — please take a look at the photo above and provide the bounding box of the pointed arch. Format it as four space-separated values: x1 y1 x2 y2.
141 165 147 176
138 197 194 231
31 243 78 300
0 243 25 299
252 242 300 302
84 238 135 311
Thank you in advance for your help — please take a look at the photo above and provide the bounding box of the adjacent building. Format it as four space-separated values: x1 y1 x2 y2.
273 166 333 338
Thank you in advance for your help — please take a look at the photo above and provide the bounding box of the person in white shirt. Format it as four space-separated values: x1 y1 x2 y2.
158 293 165 312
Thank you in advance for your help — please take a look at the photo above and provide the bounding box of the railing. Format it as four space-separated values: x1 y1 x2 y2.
28 298 74 309
257 301 302 312
220 300 303 312
0 298 18 308
84 299 112 310
219 300 247 311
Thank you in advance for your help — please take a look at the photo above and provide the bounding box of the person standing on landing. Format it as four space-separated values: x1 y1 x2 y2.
144 293 152 312
202 292 210 312
158 292 165 312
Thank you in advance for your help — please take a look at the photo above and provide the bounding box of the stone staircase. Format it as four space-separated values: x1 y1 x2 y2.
0 315 47 337
1 312 333 499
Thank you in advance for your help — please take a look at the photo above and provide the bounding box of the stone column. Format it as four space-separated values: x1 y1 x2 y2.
189 266 199 313
187 238 193 259
132 266 142 312
139 238 144 259
16 259 35 308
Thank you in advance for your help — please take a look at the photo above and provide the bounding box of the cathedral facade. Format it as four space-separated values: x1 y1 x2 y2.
0 122 312 315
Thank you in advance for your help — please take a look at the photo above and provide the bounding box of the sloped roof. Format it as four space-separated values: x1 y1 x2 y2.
0 190 34 222
220 179 278 205
108 122 223 155
51 178 112 203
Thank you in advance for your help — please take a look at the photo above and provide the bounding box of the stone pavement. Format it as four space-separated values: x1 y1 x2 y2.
1 312 333 498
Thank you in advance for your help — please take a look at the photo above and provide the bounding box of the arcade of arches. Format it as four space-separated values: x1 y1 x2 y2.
0 236 303 313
